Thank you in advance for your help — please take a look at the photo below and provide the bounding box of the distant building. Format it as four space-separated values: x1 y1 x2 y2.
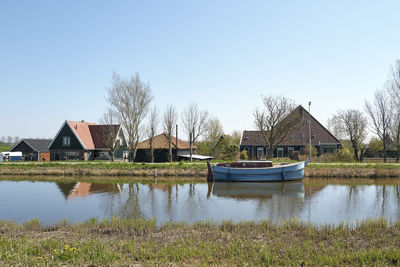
10 139 52 161
240 105 341 159
48 120 127 161
135 133 195 162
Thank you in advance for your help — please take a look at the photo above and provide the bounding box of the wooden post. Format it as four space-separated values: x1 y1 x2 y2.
176 124 178 161
207 161 214 182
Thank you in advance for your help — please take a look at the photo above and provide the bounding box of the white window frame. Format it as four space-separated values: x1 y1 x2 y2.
63 136 71 146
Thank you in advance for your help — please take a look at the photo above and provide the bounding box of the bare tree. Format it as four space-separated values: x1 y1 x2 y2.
387 60 400 161
107 72 153 162
99 109 120 161
146 106 159 163
7 136 12 144
200 116 224 157
390 111 400 162
327 117 346 140
13 136 20 144
387 60 400 100
163 105 178 162
204 116 224 144
254 95 300 159
365 89 392 162
182 103 209 162
329 109 367 161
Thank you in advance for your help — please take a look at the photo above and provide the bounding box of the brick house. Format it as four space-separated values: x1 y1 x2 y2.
240 105 341 159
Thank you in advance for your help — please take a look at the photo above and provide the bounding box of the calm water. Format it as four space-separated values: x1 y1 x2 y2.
0 178 400 225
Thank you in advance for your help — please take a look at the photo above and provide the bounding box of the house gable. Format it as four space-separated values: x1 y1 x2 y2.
10 140 36 154
49 122 84 150
241 105 341 147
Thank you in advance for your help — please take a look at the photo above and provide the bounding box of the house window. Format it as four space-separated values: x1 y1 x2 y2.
63 136 71 146
65 151 79 160
299 134 304 139
289 135 294 140
311 133 315 138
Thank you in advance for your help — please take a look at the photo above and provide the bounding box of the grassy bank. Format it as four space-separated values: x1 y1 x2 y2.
0 218 399 266
1 161 400 178
306 162 400 178
0 162 207 178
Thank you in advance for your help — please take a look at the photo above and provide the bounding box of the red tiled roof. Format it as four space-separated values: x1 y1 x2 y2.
137 133 193 149
68 121 96 149
67 121 121 150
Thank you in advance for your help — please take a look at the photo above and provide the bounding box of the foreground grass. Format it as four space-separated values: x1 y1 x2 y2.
0 217 399 266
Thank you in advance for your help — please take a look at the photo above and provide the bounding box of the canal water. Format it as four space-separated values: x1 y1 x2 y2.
0 178 400 225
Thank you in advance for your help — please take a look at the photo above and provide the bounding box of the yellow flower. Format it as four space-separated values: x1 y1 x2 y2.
38 256 43 260
63 245 69 250
53 249 58 253
70 247 77 252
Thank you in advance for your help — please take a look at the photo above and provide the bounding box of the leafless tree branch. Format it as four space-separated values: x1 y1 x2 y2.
182 103 209 161
163 105 177 162
107 72 153 162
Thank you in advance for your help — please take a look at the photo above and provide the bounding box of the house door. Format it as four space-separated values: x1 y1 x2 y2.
54 153 60 161
257 147 264 160
277 147 284 158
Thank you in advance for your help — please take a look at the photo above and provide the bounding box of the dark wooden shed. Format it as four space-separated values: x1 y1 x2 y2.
10 139 52 161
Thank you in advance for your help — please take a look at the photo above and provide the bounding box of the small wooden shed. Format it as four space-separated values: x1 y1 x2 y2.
10 139 52 161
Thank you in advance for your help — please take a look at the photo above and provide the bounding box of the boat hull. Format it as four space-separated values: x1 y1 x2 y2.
212 162 306 182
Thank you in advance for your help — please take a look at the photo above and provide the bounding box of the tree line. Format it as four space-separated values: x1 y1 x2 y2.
104 59 400 163
0 136 20 145
327 60 400 162
249 60 400 162
104 72 240 162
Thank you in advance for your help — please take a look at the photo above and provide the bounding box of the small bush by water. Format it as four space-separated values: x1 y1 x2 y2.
0 217 399 266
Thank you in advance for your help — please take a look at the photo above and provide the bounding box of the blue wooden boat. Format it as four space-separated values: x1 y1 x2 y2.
207 161 307 182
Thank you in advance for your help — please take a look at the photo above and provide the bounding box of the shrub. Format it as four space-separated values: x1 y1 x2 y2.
335 148 354 162
289 151 300 161
239 150 249 160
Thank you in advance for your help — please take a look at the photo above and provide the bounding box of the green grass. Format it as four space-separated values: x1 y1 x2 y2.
308 162 400 169
0 145 12 152
2 160 400 179
0 161 205 169
0 161 208 179
0 217 399 266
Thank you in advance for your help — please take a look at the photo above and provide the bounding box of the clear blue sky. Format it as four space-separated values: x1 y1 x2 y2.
1 1 399 139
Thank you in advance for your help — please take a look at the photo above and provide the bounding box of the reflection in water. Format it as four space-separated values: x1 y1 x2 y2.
55 182 77 199
1 179 400 225
68 182 122 199
212 182 304 199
